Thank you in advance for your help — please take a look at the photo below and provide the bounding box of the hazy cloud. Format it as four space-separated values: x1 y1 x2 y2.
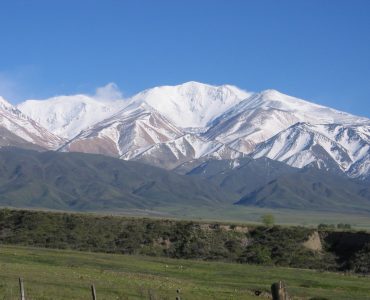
94 82 124 101
0 73 127 104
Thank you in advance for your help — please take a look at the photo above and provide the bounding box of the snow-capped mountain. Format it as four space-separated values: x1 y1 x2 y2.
125 133 242 169
130 81 251 129
347 153 370 180
15 81 370 179
48 82 250 167
18 94 126 139
203 89 369 153
18 81 249 137
252 123 370 177
0 96 64 150
60 103 183 157
60 100 243 168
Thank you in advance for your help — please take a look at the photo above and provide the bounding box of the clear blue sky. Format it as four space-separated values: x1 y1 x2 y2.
0 0 369 117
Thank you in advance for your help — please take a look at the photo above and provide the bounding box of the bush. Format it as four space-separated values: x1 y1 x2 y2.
337 223 351 230
349 243 370 274
261 214 275 227
0 209 369 274
239 244 272 264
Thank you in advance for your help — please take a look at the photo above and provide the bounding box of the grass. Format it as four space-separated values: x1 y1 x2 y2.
4 203 370 231
110 204 370 230
0 245 370 299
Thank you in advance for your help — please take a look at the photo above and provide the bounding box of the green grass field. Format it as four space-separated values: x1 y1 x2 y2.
109 205 370 230
0 245 370 300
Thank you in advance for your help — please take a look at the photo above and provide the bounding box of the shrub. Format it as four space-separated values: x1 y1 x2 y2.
349 243 370 274
261 214 275 227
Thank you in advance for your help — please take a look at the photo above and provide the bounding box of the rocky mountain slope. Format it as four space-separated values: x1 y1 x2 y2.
252 123 370 178
203 89 368 152
0 96 63 150
59 103 184 158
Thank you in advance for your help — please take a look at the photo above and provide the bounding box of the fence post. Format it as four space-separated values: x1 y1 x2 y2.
91 284 97 300
19 277 25 300
271 281 289 300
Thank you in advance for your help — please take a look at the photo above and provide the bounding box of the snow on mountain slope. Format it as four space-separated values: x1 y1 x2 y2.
239 90 367 124
17 81 249 138
124 133 243 169
60 103 183 158
59 98 243 169
0 96 64 149
18 94 126 139
204 90 369 153
130 81 251 129
17 81 369 177
252 122 370 177
347 153 370 180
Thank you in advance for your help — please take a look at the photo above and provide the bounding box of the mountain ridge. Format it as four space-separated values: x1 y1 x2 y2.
0 147 235 211
8 81 370 181
0 96 64 150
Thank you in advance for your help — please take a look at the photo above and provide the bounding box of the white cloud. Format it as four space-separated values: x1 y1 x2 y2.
0 75 126 104
93 82 124 101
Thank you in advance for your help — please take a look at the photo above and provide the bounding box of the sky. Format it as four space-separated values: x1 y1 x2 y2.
0 0 369 117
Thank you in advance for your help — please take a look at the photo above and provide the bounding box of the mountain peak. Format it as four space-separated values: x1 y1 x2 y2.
131 82 250 128
0 96 16 111
259 89 286 98
257 89 313 107
18 94 126 139
178 80 211 88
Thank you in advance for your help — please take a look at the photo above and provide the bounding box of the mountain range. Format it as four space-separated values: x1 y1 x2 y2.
0 148 233 211
17 81 370 180
0 147 369 214
0 81 369 213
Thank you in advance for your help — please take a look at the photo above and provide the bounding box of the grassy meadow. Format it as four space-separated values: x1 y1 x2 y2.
114 205 370 230
0 245 370 300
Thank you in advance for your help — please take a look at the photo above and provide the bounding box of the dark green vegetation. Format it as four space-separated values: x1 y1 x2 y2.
2 245 370 300
0 148 234 211
178 157 297 196
1 209 370 274
181 157 370 213
0 148 369 216
237 170 370 212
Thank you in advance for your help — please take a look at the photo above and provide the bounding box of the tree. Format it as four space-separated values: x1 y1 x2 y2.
337 223 351 230
261 214 275 227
